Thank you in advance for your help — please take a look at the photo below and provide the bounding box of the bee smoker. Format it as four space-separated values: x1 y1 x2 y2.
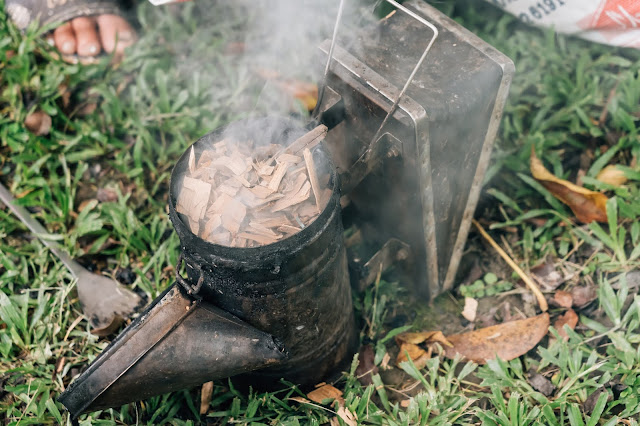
59 0 514 418
59 117 358 418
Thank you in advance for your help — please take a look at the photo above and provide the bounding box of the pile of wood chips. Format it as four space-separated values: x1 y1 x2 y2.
176 125 330 248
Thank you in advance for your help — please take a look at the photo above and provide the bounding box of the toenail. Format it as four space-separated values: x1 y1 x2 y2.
62 41 74 52
88 44 99 54
47 38 55 46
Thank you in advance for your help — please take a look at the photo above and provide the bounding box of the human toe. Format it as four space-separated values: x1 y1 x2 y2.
96 14 136 55
53 22 76 55
71 16 101 56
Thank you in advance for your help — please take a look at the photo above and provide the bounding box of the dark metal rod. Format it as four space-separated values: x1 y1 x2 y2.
312 0 346 119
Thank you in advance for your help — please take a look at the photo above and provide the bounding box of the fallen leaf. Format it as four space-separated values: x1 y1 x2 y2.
571 285 597 308
462 297 478 322
530 259 563 290
596 165 628 187
530 148 607 223
396 342 429 369
395 330 452 347
355 345 378 386
554 309 578 341
552 290 573 309
444 313 550 364
528 370 556 396
24 110 52 136
336 405 358 426
307 384 342 404
200 381 214 415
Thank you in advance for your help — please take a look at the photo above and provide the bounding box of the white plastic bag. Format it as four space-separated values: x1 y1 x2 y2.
487 0 640 48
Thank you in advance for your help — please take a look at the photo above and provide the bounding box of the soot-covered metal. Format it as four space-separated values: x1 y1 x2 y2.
58 117 358 419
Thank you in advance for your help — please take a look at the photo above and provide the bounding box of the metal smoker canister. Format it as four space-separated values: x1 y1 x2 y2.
169 117 359 386
59 117 358 418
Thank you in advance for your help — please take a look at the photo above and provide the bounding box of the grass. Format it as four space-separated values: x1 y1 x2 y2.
1 0 640 424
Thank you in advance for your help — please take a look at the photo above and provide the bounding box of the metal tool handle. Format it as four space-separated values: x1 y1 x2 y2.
0 182 84 278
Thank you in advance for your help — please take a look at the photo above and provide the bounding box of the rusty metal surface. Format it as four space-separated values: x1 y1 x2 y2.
59 284 286 417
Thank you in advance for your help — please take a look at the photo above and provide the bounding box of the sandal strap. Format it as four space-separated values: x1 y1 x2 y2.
6 0 123 31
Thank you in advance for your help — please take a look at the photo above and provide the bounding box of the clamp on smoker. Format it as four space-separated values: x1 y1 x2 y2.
59 0 514 418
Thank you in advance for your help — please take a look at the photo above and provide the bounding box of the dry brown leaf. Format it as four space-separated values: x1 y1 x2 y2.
444 313 550 364
396 342 429 369
307 384 343 404
200 381 214 415
24 111 52 136
552 290 573 309
554 309 578 341
395 330 452 347
336 405 358 426
596 165 628 187
530 148 607 223
462 297 478 322
571 285 597 308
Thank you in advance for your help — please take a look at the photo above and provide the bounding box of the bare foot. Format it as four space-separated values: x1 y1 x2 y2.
51 14 135 58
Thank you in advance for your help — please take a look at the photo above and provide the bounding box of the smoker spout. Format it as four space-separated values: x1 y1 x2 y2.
59 284 287 419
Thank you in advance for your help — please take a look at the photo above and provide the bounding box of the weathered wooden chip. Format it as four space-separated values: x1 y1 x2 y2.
257 163 275 177
297 202 319 219
287 173 308 197
277 153 302 164
284 125 328 155
272 181 311 212
238 232 278 246
268 162 289 192
218 184 240 197
208 230 231 245
247 223 281 238
197 150 216 167
233 237 248 248
188 146 196 174
234 174 252 188
188 217 200 236
176 176 211 221
278 225 302 235
221 198 247 234
253 215 293 228
228 153 249 175
249 185 274 199
202 214 222 240
206 193 231 216
303 148 322 213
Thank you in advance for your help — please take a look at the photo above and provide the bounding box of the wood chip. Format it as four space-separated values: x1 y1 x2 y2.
238 232 278 246
176 176 211 221
303 148 322 213
221 198 246 235
277 153 302 164
188 146 196 174
268 162 289 192
178 130 330 248
284 125 328 155
249 185 274 199
272 181 311 212
202 214 222 240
